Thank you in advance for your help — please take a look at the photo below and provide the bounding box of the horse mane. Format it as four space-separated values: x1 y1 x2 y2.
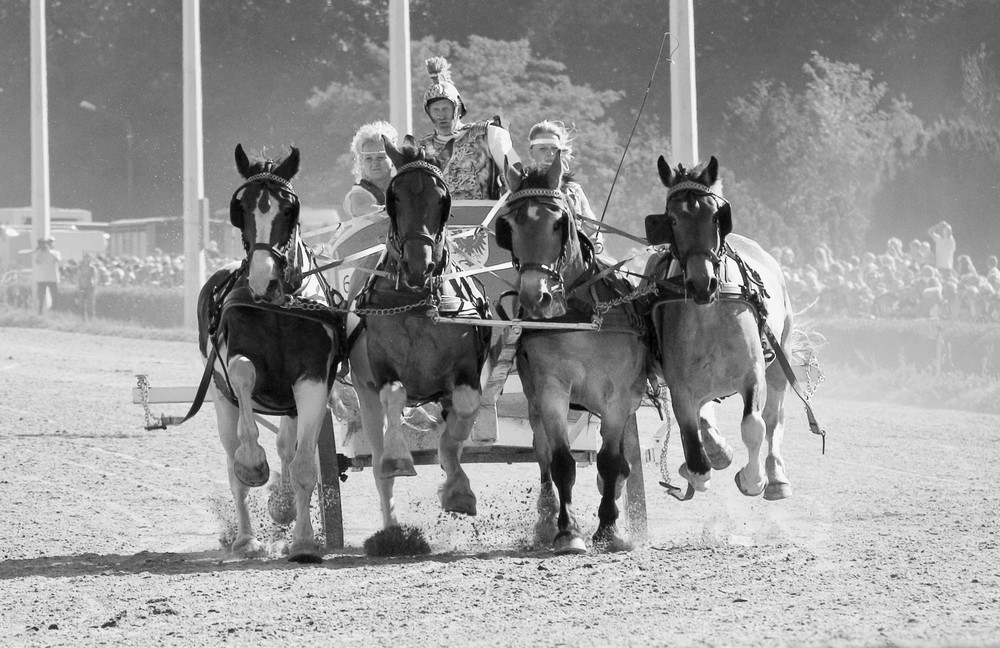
517 167 575 191
671 160 723 193
235 144 300 183
243 148 293 175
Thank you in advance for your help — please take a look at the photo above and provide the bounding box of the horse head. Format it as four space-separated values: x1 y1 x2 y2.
498 151 586 319
647 155 732 304
383 135 451 290
230 144 301 303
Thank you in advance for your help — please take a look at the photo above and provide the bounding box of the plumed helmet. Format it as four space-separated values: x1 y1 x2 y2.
423 56 467 118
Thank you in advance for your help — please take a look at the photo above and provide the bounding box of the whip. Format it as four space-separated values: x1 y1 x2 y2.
599 32 677 224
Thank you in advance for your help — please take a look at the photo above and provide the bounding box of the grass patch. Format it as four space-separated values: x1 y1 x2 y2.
819 361 1000 414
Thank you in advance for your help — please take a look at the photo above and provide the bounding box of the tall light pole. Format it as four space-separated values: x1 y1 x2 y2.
30 0 51 245
182 0 205 329
79 100 135 217
670 0 699 165
389 0 412 139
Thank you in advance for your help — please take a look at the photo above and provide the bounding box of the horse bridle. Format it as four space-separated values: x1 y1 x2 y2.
664 180 731 279
232 168 301 275
385 160 450 258
503 187 574 294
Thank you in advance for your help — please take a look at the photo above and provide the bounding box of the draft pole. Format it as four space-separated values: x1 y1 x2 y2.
182 0 206 328
389 0 413 138
670 0 699 164
30 0 51 245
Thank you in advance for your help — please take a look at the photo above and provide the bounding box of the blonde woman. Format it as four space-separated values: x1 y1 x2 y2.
343 120 398 219
526 120 606 254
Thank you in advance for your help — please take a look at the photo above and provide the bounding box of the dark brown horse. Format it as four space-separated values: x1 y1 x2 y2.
348 135 494 529
197 144 345 562
644 155 793 500
496 152 650 553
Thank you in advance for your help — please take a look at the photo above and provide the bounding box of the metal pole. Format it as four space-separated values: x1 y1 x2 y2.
669 0 699 164
124 118 135 216
30 0 51 244
389 0 412 138
183 0 205 329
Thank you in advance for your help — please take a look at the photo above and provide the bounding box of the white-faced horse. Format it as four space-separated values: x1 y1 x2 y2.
197 144 346 562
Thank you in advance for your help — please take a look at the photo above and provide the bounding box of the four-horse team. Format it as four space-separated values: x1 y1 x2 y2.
198 55 817 561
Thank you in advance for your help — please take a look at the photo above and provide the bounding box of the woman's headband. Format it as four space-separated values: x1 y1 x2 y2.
529 136 563 147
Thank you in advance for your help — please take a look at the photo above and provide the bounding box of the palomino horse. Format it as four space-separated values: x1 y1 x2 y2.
348 135 493 529
496 152 650 553
643 155 793 500
197 144 346 562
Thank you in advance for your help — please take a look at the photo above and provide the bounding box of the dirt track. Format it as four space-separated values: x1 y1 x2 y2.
1 327 998 647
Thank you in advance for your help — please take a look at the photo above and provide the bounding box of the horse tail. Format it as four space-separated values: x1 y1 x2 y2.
786 302 827 368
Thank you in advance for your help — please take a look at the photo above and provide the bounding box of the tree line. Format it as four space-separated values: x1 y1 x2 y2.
1 1 997 262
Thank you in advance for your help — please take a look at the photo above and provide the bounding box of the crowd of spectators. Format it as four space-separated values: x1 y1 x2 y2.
6 221 997 323
776 223 999 322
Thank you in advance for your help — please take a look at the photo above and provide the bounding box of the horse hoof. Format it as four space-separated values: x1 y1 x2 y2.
231 535 265 558
734 471 768 497
592 527 633 553
234 459 270 488
764 481 793 500
679 463 710 492
379 457 417 478
287 539 323 563
707 445 734 470
553 533 587 555
534 518 558 548
267 489 296 527
440 490 477 516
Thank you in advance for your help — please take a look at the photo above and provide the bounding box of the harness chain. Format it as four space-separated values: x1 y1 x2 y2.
353 294 440 317
590 282 658 329
135 374 160 430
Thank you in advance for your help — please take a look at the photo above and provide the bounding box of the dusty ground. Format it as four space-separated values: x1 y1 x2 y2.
1 326 998 647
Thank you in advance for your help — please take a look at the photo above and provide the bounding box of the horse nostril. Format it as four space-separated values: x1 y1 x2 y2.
538 292 552 308
425 262 436 276
707 277 719 295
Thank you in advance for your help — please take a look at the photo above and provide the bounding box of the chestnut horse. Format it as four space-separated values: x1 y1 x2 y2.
197 144 346 562
643 155 794 500
348 135 494 529
496 152 651 553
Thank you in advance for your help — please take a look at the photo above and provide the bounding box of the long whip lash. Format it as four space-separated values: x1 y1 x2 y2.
599 32 677 224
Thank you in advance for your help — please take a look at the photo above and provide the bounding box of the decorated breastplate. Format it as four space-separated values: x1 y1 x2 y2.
420 126 497 200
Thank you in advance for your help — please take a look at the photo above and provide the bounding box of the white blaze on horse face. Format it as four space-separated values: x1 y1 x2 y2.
248 188 279 298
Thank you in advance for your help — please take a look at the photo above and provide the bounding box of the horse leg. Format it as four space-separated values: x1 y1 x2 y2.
378 381 416 478
700 403 734 470
267 416 297 527
285 379 327 563
215 388 264 557
530 404 558 548
438 384 478 515
228 355 270 487
734 381 768 497
673 394 712 493
763 363 792 500
350 332 398 528
357 380 398 528
538 393 585 555
592 410 633 553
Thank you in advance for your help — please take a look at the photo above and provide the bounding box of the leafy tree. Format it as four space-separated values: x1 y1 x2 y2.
872 42 1000 264
307 35 669 256
721 54 924 255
